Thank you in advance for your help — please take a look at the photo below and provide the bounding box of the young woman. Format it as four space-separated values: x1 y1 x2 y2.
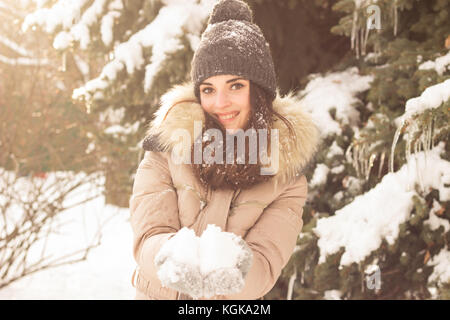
129 0 319 300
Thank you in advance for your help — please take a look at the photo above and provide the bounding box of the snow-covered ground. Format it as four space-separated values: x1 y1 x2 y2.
0 191 136 300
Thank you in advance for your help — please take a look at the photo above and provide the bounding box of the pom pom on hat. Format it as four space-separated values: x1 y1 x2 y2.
208 0 253 24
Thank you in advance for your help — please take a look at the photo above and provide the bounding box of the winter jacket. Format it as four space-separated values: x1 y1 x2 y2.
129 82 319 300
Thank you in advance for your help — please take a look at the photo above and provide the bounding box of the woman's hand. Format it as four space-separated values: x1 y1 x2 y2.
155 258 204 298
154 225 253 299
154 227 204 298
202 267 244 298
199 225 253 298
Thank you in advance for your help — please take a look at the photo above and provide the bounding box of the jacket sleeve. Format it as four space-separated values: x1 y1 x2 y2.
129 151 180 279
224 175 307 300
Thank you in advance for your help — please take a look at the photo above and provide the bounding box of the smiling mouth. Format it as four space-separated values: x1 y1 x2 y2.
216 112 240 122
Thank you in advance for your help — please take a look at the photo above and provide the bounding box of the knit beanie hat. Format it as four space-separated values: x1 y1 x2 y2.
191 0 277 101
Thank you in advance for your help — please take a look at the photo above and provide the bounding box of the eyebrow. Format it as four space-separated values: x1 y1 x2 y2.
200 77 245 86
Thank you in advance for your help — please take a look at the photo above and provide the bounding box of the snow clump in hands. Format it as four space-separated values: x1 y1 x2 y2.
200 224 253 298
154 227 203 298
154 224 253 298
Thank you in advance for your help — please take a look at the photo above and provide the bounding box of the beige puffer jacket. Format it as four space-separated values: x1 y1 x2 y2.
129 82 319 300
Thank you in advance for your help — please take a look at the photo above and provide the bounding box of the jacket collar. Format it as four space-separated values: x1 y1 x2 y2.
144 82 319 183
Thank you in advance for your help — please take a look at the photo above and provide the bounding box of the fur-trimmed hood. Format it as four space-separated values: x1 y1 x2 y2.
143 82 319 184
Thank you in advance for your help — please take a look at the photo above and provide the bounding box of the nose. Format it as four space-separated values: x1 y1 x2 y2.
214 89 231 110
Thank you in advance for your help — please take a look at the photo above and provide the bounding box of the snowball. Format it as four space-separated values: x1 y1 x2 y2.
198 224 243 274
155 224 249 297
157 227 200 266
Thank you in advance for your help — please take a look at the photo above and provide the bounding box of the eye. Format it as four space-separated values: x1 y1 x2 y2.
231 83 244 90
201 87 214 95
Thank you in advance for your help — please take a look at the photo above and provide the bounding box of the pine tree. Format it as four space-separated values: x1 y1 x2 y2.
268 0 450 300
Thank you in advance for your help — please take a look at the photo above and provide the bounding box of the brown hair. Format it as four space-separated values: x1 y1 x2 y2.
191 81 296 190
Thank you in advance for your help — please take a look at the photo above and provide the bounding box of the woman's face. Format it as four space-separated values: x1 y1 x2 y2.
199 74 251 132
